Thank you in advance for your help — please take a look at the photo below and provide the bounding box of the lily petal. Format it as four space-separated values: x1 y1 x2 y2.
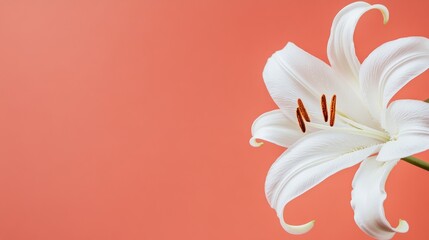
360 37 429 120
265 130 381 234
263 42 368 125
377 100 429 161
263 42 341 122
250 110 304 148
328 2 388 82
351 157 409 239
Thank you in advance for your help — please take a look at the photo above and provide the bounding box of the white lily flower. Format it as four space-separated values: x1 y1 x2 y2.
250 2 429 239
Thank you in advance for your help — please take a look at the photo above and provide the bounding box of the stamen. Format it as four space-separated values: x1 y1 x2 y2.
330 95 337 127
296 107 306 133
321 94 328 122
297 99 310 122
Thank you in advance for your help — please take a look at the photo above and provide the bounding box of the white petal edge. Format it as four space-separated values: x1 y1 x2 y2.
360 37 429 120
377 100 429 161
265 130 382 234
328 1 388 81
352 157 409 239
250 110 304 148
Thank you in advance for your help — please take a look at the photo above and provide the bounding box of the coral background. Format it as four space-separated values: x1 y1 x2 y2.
0 0 427 239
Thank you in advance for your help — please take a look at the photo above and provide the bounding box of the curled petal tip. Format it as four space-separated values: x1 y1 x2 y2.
249 137 264 147
373 4 389 24
280 219 315 235
396 219 409 233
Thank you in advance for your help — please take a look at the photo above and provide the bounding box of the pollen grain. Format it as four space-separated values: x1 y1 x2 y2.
296 107 306 133
329 95 337 127
297 99 310 122
321 94 328 122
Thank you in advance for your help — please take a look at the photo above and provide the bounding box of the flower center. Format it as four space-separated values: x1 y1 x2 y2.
296 95 390 142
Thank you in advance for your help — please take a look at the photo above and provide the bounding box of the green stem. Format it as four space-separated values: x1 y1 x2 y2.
425 98 429 103
401 156 429 171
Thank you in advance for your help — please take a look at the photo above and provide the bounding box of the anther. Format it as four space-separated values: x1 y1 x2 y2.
321 94 328 122
297 99 310 122
329 95 337 127
296 107 306 133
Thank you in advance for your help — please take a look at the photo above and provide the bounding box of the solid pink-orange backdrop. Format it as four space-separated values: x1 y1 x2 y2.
0 0 427 239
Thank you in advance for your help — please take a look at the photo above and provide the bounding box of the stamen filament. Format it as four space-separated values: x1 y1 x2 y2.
306 122 388 142
336 114 388 140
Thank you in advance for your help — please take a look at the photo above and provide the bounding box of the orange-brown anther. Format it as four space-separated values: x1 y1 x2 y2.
296 107 306 133
297 99 310 122
321 94 328 122
329 95 337 127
